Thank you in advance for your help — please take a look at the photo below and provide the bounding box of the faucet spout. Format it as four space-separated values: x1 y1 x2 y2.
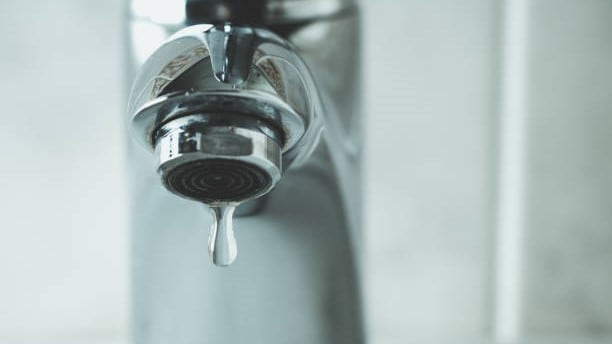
205 25 257 85
126 2 365 341
128 24 322 265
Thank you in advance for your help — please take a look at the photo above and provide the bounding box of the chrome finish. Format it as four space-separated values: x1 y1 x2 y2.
156 115 282 205
128 23 324 211
126 0 363 342
128 24 317 166
130 0 356 26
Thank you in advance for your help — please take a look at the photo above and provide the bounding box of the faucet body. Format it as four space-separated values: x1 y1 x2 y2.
126 1 364 342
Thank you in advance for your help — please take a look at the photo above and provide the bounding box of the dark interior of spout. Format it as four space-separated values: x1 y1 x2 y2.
163 158 272 204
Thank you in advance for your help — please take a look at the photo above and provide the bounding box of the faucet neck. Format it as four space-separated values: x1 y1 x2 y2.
130 0 357 27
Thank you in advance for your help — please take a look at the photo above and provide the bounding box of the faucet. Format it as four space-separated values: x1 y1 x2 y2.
126 0 364 342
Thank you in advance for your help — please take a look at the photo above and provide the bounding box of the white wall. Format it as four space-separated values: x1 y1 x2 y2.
523 0 612 335
363 0 498 342
1 0 612 343
0 0 127 342
364 0 612 343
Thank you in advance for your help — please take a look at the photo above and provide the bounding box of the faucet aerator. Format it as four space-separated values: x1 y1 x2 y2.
155 114 283 205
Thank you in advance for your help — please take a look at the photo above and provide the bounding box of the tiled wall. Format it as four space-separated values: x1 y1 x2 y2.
363 0 499 342
0 0 611 342
523 0 612 335
0 0 128 341
364 0 612 343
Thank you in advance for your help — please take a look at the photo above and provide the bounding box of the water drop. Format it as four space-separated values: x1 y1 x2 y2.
208 205 238 267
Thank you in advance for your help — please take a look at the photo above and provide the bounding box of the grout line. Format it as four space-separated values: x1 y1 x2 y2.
494 0 529 341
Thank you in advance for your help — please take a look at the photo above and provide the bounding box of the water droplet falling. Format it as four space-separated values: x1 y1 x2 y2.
208 205 238 267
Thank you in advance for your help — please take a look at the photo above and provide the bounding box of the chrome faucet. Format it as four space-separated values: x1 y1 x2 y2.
126 0 364 342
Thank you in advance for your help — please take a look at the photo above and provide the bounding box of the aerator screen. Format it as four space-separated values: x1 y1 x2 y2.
163 158 272 203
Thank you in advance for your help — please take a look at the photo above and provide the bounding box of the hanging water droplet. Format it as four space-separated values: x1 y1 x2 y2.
208 205 238 267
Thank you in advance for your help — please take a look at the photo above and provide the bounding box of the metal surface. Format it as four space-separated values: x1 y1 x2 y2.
128 25 313 165
156 115 282 204
126 0 363 342
130 0 356 25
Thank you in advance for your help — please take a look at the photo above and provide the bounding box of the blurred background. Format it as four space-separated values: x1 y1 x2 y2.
1 0 612 343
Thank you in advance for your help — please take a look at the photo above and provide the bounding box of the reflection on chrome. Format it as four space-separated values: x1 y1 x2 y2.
126 0 364 343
